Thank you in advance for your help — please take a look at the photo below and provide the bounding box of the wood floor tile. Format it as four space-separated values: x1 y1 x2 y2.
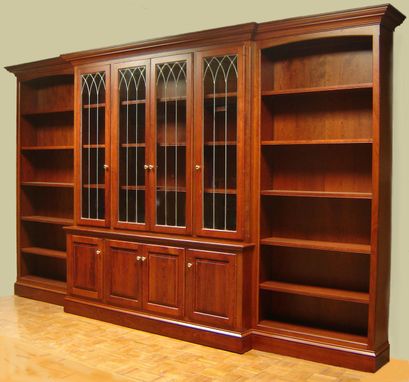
0 296 404 382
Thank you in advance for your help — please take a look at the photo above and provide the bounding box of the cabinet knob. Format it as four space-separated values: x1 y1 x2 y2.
136 256 142 261
103 164 109 170
144 164 149 170
187 262 193 268
194 165 201 171
148 164 154 170
96 249 101 255
141 256 147 262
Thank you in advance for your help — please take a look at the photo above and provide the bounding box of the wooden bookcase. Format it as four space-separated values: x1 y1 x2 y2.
5 4 405 372
8 59 74 305
258 36 373 343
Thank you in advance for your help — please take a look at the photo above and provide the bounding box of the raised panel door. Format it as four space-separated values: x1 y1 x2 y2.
143 245 184 317
186 249 236 328
105 240 143 309
68 235 103 300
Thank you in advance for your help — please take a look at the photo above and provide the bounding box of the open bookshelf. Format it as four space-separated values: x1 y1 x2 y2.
258 36 373 343
16 63 74 304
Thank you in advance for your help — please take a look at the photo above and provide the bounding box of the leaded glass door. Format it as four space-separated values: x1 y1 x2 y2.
150 55 192 234
76 65 110 227
194 47 245 239
112 60 149 230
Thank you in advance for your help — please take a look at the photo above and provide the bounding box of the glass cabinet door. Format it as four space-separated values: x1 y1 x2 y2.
150 55 192 233
76 65 110 227
194 48 244 239
112 60 149 230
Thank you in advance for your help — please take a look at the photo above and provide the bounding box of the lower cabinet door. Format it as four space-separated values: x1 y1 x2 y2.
143 245 184 317
186 249 236 328
105 240 143 309
68 235 104 300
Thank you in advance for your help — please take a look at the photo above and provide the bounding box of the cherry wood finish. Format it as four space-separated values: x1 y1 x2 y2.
105 240 143 309
143 245 184 317
186 249 236 328
67 235 103 300
7 4 405 372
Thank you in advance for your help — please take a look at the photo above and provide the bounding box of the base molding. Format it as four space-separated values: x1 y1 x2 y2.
252 331 389 372
64 297 252 354
15 283 65 306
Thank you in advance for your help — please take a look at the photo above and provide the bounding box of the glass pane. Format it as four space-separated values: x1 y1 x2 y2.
155 61 187 227
118 66 147 224
202 55 238 231
81 72 106 220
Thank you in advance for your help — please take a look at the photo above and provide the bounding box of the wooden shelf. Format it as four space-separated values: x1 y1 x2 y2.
260 190 372 199
83 103 105 109
19 275 66 291
21 215 73 225
82 144 105 149
157 186 186 192
158 142 186 147
21 181 74 188
83 184 105 189
257 320 367 346
121 99 146 106
121 143 146 148
261 83 373 97
204 188 237 194
157 96 186 102
204 141 237 146
21 247 66 260
204 92 237 99
121 185 146 191
259 280 369 304
261 139 373 146
21 145 74 151
260 236 371 254
21 108 73 117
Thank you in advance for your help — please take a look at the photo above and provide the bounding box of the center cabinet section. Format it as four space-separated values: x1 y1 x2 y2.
105 241 184 317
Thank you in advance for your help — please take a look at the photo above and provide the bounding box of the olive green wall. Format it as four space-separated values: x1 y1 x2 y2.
0 0 408 359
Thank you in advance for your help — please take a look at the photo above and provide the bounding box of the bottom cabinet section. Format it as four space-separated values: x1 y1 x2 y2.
186 249 236 328
143 245 185 318
68 235 104 300
105 240 143 309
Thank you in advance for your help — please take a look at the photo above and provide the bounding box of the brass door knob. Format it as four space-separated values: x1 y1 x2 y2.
136 256 142 261
187 262 193 268
195 165 201 171
96 249 101 255
103 164 109 170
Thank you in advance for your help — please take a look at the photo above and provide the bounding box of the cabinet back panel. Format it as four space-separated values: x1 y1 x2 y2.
21 254 66 281
260 144 372 192
21 151 73 183
259 290 368 336
261 37 372 91
20 113 73 147
261 90 372 141
260 246 369 292
20 75 73 115
20 222 66 251
261 197 371 244
21 187 73 218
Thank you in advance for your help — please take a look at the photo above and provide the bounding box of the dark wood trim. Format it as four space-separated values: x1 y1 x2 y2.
252 331 389 372
64 296 252 353
64 225 254 252
15 282 65 306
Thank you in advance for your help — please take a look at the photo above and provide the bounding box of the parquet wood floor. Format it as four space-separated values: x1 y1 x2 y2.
0 296 406 381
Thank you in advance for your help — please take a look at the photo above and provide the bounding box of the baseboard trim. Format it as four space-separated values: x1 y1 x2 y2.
15 282 65 306
252 331 389 372
64 297 252 353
